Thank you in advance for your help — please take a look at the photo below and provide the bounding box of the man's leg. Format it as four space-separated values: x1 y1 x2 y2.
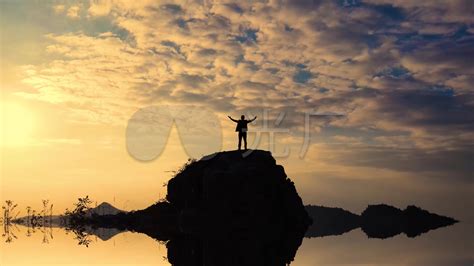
243 132 247 150
238 132 242 150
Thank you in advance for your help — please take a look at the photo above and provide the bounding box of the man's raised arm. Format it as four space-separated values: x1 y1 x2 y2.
248 116 257 122
228 116 238 122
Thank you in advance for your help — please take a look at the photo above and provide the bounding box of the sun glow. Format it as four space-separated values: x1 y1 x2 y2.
1 102 35 146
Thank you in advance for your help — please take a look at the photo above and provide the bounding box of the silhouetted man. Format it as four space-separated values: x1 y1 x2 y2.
228 115 257 150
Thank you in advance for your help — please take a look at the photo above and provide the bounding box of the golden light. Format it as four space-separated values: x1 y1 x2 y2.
0 102 35 146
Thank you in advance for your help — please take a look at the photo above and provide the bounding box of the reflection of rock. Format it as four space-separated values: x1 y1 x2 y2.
361 204 458 238
86 227 124 241
305 204 457 239
166 226 305 266
305 205 360 237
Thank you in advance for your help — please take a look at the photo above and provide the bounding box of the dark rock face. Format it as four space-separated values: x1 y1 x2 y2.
166 150 312 233
361 204 458 238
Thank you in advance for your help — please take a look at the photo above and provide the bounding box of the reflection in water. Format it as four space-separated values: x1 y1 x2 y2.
1 221 471 265
69 228 93 247
295 222 473 265
1 225 169 265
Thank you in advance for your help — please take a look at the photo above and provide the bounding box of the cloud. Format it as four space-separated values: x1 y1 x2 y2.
88 1 112 17
66 5 81 19
13 0 474 181
362 0 474 24
339 88 474 152
312 143 474 180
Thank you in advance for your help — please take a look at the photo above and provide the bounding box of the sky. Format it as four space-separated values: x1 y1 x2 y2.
1 0 473 221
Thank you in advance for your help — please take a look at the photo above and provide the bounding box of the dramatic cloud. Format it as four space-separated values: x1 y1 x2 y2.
13 0 474 178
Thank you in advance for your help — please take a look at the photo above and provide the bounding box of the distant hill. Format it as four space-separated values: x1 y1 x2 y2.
88 202 125 216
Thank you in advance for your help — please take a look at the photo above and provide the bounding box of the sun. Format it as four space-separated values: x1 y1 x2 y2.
0 102 35 146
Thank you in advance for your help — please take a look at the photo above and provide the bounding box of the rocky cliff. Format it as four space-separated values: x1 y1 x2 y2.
166 150 312 234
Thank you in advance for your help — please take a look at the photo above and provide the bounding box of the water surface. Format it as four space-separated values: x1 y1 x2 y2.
1 222 471 265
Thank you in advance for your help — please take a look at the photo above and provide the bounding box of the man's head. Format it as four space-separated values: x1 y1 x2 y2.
241 115 245 120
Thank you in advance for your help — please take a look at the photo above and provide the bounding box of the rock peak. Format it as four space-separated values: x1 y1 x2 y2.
199 149 275 163
167 149 311 232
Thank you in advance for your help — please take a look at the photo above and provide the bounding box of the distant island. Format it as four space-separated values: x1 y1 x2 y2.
305 204 457 238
